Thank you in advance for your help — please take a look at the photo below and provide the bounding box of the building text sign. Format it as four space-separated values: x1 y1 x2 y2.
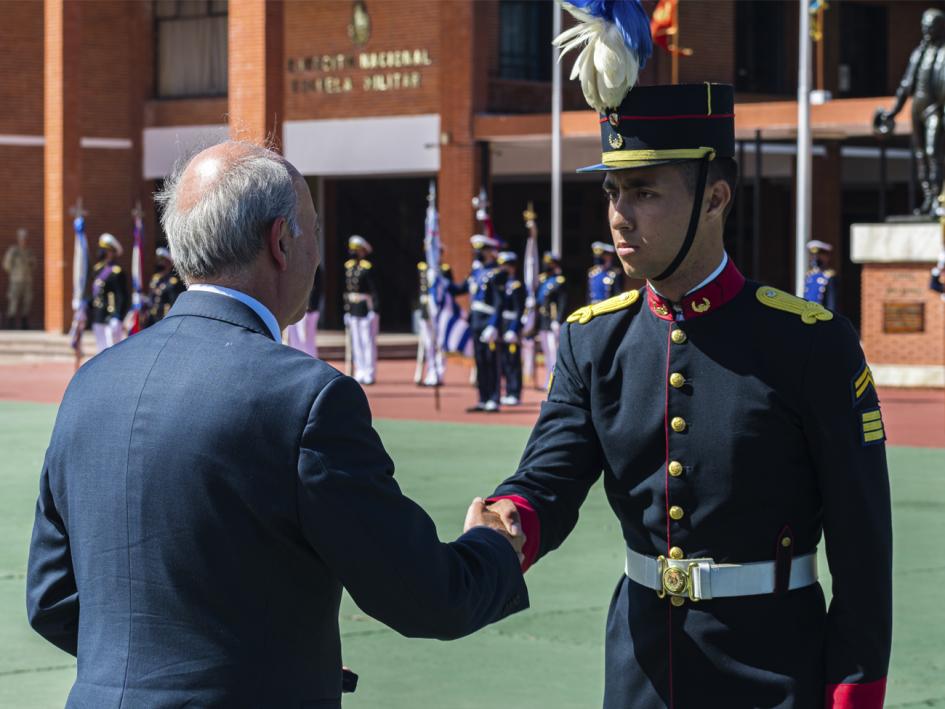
883 302 925 334
288 48 433 95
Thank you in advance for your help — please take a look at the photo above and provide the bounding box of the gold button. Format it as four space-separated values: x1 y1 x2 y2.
669 372 686 388
668 461 683 477
671 328 687 344
671 417 687 432
781 537 792 548
670 595 686 607
669 505 684 520
669 546 684 559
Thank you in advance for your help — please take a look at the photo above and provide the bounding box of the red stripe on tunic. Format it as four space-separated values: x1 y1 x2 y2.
825 678 887 708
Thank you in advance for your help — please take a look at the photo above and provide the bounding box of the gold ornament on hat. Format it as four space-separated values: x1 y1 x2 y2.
522 201 537 226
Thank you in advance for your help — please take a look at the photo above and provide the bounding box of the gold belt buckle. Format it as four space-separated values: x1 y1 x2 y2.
656 556 701 602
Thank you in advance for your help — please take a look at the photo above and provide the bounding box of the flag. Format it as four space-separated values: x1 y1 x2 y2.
650 0 692 56
128 208 145 334
68 216 89 354
521 217 539 335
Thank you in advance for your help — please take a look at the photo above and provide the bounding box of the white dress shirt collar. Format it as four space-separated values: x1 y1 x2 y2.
188 284 281 342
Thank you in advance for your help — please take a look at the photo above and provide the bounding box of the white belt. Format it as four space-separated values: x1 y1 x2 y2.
471 301 496 314
346 293 373 307
501 310 518 319
625 548 817 601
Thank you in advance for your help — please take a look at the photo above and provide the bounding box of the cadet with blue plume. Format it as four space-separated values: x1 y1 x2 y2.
344 235 378 385
587 241 622 303
497 251 525 406
804 240 839 311
536 252 568 390
480 2 891 707
451 234 503 412
90 233 129 352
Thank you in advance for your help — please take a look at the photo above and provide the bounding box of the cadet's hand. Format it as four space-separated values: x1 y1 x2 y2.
503 330 518 344
479 325 498 344
464 497 525 564
550 320 561 335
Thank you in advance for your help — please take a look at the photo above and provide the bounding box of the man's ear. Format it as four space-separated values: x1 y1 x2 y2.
705 178 732 219
268 217 289 271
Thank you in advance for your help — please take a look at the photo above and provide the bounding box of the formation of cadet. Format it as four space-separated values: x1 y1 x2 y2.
415 257 452 386
3 228 34 329
485 71 891 707
803 239 839 311
146 247 185 327
451 234 503 412
535 251 567 389
287 267 323 359
587 241 622 303
343 235 378 385
90 233 129 352
497 252 525 406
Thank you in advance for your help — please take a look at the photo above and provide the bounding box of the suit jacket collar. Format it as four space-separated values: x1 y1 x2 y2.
164 289 277 340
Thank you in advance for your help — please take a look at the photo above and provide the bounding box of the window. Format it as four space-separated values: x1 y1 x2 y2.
499 0 553 81
735 0 790 95
838 3 887 98
155 0 228 98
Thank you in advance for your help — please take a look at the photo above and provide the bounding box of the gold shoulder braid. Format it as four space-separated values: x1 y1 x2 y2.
755 286 833 324
567 290 640 325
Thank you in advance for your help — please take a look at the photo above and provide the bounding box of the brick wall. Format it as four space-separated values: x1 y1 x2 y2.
283 0 441 121
0 1 44 327
860 264 944 366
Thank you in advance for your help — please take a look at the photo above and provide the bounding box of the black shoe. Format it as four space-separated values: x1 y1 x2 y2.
466 402 487 413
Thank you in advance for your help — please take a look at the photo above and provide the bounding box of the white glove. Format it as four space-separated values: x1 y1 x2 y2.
936 249 945 271
933 267 943 278
550 320 561 336
503 330 518 344
525 296 536 309
479 325 498 344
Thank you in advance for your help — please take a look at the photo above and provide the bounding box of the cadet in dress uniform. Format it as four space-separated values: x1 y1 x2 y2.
344 236 379 385
497 252 525 406
804 240 839 311
587 241 622 304
483 22 891 707
536 252 568 390
287 267 323 358
146 247 185 327
90 233 130 352
416 258 452 385
451 235 503 411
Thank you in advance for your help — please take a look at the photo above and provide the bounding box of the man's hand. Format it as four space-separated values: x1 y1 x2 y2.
464 497 525 564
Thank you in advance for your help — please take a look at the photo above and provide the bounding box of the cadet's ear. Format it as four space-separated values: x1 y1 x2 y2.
706 178 732 219
268 217 289 271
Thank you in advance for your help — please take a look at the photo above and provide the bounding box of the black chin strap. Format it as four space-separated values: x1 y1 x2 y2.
652 157 710 283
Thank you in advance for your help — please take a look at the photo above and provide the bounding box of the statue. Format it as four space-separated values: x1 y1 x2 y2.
875 9 945 216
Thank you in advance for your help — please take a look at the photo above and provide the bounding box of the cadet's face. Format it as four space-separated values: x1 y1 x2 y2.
604 166 693 280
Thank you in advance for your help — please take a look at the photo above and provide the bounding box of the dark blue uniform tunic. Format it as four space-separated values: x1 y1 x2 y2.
493 259 891 709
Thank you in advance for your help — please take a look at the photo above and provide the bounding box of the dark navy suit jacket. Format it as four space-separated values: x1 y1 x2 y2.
27 290 527 708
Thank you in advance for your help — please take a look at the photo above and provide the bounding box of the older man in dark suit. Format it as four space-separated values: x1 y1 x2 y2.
26 141 527 708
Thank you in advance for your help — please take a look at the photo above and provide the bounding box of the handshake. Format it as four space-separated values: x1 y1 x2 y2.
464 497 526 565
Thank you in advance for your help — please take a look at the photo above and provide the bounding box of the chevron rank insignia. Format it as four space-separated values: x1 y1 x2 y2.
860 408 886 446
852 361 876 405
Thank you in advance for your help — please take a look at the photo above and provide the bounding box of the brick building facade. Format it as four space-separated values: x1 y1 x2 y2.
0 0 942 374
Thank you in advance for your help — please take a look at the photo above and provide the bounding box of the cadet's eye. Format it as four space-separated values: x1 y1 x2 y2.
638 190 656 200
603 188 618 202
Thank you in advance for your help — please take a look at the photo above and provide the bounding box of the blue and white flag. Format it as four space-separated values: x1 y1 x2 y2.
68 215 89 353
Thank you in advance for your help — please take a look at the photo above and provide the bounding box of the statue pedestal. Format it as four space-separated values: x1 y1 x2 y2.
851 222 944 388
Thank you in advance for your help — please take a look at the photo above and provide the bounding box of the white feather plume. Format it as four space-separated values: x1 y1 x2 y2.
554 2 640 113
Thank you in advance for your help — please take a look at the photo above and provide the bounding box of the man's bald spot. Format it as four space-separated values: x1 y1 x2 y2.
176 142 298 212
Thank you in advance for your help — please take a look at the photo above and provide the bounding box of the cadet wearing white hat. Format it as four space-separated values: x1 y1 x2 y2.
90 233 129 351
344 235 378 384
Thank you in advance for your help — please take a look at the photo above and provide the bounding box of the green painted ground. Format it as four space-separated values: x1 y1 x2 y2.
1 401 943 708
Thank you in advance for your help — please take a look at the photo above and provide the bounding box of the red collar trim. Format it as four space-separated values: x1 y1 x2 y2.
646 259 746 321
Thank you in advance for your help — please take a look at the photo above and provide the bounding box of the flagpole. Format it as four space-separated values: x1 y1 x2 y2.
551 2 562 260
796 0 813 297
671 9 679 85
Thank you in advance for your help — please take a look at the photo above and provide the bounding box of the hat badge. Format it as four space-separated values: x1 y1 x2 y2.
608 112 620 127
608 132 624 149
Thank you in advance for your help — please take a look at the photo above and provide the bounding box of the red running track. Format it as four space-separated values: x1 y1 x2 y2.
1 358 942 448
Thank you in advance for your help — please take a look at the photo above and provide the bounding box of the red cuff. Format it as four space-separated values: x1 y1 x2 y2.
486 495 540 572
825 678 887 709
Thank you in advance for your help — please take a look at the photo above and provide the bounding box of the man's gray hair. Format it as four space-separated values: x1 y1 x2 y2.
155 141 302 282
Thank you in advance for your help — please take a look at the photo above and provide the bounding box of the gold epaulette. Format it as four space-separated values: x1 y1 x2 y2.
556 275 566 283
510 280 522 289
112 266 122 274
417 261 428 271
360 259 372 269
539 272 548 282
344 258 356 269
824 269 836 278
756 286 833 324
441 262 451 271
567 290 640 324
